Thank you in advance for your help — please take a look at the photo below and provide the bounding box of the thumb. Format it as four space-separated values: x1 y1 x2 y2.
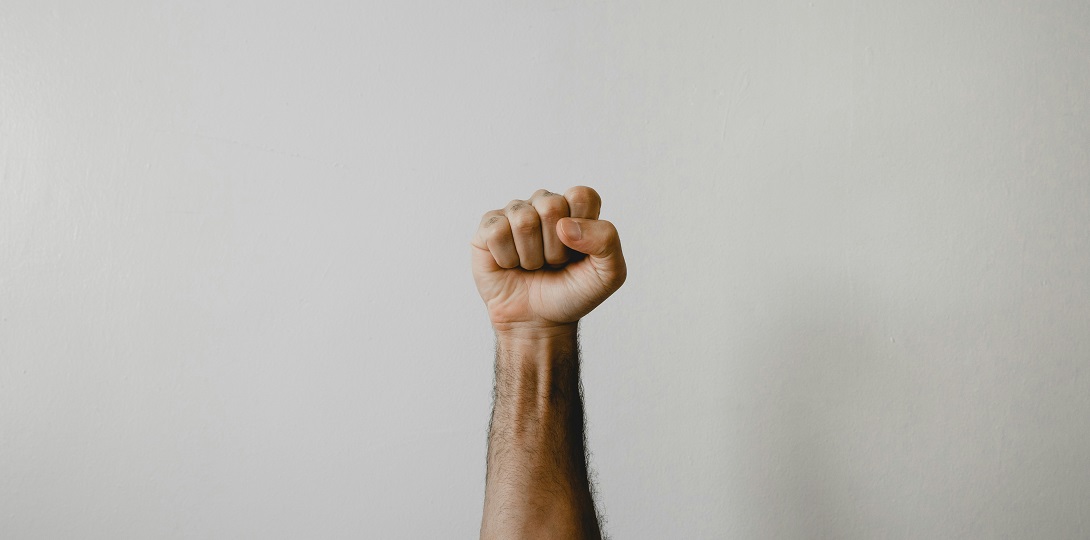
557 217 626 279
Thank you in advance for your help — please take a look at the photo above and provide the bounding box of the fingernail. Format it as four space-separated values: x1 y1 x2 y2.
561 219 582 241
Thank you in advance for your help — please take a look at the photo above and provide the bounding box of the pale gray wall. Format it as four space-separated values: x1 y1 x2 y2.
2 1 1088 538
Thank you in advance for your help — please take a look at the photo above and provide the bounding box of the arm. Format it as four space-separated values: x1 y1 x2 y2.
470 187 626 539
485 327 597 539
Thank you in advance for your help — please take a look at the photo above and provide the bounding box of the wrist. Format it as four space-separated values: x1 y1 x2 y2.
493 322 580 402
494 322 578 366
493 321 578 344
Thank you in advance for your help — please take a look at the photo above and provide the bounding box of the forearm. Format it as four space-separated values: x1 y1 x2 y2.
472 186 622 538
480 324 602 540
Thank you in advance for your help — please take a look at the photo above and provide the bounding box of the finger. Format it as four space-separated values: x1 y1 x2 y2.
556 217 626 286
504 199 545 270
563 186 602 220
529 189 570 266
473 210 519 269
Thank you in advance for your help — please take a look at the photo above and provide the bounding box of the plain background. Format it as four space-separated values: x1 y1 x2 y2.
3 1 1088 538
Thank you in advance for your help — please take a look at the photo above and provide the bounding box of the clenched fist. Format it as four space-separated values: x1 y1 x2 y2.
470 186 626 335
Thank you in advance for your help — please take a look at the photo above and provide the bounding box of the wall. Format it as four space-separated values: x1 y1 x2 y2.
2 1 1088 538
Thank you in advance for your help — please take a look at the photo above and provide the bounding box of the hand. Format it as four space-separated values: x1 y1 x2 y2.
470 186 626 336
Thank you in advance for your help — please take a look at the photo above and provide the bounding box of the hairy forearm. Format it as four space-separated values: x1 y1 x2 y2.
480 325 602 540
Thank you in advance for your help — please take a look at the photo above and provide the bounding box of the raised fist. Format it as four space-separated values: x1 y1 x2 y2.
470 186 626 334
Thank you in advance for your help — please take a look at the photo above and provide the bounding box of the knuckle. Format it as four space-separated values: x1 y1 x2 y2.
531 188 561 200
479 210 504 228
535 199 567 222
507 210 540 232
510 219 538 235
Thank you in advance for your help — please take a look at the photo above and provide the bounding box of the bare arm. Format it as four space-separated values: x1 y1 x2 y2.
483 327 599 539
470 187 626 539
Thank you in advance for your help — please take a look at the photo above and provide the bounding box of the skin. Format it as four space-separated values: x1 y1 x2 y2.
471 186 626 539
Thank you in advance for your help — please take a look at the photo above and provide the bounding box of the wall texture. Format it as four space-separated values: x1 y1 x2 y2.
2 1 1088 538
